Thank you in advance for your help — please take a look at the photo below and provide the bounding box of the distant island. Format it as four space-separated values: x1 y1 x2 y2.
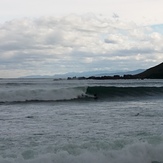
67 62 163 80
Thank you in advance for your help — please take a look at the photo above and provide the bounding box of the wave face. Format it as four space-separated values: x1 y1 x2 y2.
0 79 163 103
0 86 163 103
86 86 163 99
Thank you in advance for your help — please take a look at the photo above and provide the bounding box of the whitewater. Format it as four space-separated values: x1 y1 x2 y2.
0 78 163 163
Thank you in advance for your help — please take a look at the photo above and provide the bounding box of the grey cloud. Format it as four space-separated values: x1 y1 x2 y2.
104 38 117 44
113 47 157 56
0 14 163 77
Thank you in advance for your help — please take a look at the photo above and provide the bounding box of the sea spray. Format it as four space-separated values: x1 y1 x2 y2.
0 87 87 103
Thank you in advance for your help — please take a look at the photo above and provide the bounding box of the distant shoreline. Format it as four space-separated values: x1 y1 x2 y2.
67 74 139 80
67 62 163 80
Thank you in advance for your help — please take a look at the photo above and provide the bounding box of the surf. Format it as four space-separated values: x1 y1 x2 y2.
0 87 87 104
0 86 163 104
1 142 163 163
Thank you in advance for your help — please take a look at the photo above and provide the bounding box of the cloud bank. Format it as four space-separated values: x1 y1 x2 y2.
0 14 163 77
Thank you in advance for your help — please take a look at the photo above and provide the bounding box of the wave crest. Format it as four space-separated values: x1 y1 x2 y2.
0 87 87 103
1 86 163 104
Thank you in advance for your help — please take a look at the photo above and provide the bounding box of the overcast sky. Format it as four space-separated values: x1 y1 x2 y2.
0 0 163 77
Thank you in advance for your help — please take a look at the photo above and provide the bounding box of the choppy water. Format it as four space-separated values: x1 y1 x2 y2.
0 79 163 163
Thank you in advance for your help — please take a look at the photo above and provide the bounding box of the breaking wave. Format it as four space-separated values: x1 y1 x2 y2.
0 87 87 104
0 86 163 104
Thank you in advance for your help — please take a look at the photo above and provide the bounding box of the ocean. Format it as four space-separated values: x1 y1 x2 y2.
0 78 163 163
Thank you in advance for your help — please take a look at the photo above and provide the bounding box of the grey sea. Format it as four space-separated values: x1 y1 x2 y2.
0 78 163 163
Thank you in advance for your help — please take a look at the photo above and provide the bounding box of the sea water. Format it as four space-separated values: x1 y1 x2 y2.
0 78 163 163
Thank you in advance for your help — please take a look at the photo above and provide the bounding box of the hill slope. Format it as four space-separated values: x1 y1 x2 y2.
134 62 163 79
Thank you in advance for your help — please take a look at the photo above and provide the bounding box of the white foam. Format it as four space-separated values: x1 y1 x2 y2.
0 87 87 103
1 142 163 163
